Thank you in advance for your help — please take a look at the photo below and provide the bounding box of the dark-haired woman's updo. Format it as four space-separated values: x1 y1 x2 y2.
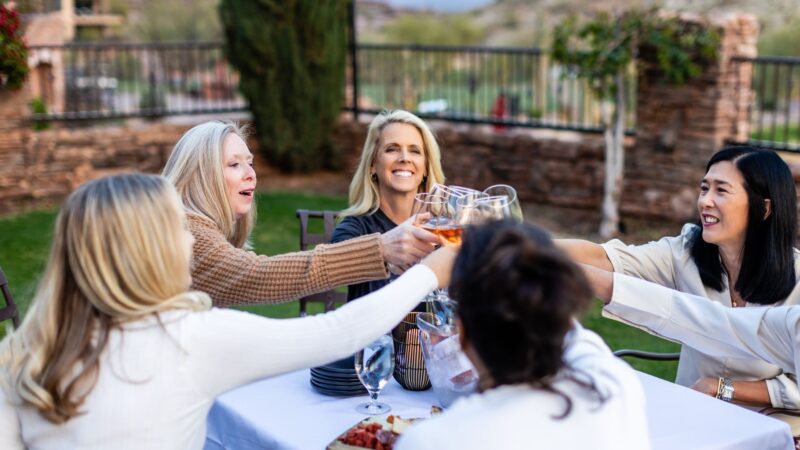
449 220 593 389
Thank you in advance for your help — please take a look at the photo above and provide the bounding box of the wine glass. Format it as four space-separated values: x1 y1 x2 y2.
483 184 523 222
429 184 487 214
412 193 463 247
354 334 395 415
458 195 512 225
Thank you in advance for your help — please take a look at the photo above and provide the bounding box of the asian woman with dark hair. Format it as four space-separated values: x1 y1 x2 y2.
558 146 800 429
396 221 648 450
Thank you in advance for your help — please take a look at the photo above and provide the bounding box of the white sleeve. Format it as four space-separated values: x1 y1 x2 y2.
186 265 438 397
0 386 24 450
606 273 800 377
600 228 689 289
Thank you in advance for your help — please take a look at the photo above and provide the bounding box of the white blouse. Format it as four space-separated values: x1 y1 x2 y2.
395 324 650 450
602 224 800 409
0 265 438 450
608 273 800 397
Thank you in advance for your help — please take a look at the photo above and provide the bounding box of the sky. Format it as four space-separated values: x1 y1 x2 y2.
381 0 495 13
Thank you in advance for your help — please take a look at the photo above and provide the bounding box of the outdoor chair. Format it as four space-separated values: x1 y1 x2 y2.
0 266 21 328
296 209 347 317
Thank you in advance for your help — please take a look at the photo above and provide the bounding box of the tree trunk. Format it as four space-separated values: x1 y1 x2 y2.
599 72 626 239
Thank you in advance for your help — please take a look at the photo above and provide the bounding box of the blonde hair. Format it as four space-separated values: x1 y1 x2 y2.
340 110 446 218
162 121 255 248
0 173 210 424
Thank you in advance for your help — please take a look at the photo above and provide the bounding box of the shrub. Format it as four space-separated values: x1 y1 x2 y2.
0 3 29 91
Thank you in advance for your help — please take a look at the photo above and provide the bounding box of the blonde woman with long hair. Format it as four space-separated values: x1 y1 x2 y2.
332 110 446 302
0 173 454 448
162 121 439 306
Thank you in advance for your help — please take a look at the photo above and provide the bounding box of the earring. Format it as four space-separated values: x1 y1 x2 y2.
371 173 378 182
421 175 428 185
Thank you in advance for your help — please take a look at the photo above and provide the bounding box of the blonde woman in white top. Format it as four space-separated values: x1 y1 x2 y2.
0 173 454 449
559 146 800 420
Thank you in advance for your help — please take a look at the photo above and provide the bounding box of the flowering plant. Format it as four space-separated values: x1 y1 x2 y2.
0 3 28 90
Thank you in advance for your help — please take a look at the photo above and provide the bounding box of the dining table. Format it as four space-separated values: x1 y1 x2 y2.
204 369 794 450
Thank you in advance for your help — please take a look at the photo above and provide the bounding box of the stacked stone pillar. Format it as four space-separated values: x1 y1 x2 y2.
620 13 759 222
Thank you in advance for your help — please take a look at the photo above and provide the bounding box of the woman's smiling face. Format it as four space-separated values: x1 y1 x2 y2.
371 123 427 196
697 161 750 249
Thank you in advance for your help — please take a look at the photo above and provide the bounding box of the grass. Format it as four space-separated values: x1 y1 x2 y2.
751 125 800 147
0 191 678 381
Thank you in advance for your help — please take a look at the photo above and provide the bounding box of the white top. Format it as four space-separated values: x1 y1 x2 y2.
609 273 800 397
0 265 438 450
602 224 800 409
395 325 650 450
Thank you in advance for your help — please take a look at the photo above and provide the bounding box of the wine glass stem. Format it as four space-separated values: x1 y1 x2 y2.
368 391 379 412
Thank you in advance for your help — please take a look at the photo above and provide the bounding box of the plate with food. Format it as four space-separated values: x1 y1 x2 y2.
327 407 442 450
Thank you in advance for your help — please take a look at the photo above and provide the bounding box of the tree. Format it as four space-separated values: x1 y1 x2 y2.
219 0 348 172
552 9 719 238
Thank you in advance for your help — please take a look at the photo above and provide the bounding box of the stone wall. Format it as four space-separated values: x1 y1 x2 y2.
0 124 190 213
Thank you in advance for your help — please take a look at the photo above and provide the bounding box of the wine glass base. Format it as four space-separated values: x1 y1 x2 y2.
355 401 391 415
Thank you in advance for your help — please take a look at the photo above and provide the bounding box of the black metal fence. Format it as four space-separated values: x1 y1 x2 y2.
24 41 800 152
347 43 636 134
732 56 800 152
28 41 635 134
28 42 247 121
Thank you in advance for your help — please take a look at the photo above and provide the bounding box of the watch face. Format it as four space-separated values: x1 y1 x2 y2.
721 384 735 402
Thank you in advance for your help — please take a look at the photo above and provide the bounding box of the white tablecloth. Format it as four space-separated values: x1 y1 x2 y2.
204 370 793 450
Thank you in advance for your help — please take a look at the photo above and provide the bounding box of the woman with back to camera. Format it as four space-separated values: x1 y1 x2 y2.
162 120 440 306
558 146 800 425
332 109 446 302
0 173 454 449
396 220 649 450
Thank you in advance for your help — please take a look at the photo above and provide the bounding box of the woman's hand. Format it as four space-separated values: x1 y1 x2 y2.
421 246 458 289
379 216 440 273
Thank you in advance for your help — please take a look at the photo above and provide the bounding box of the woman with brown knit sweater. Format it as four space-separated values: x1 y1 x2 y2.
162 121 439 306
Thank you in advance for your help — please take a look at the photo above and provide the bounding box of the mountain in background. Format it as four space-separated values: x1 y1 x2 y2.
358 0 800 55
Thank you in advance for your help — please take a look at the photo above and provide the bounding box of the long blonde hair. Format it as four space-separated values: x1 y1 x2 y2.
0 174 210 424
162 121 255 248
340 110 446 218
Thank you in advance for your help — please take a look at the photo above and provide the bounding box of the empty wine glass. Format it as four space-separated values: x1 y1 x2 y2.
429 184 487 214
483 184 523 222
354 334 395 415
458 195 512 225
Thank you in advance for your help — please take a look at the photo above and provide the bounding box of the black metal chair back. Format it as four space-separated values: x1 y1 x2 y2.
0 267 21 328
295 210 347 316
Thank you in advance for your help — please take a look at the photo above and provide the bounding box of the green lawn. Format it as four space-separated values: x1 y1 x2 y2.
751 125 800 147
0 191 678 381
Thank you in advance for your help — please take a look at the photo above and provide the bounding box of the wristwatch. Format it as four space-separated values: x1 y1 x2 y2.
716 377 735 402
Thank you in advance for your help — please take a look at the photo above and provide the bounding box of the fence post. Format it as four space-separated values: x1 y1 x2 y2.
348 0 359 121
536 53 548 121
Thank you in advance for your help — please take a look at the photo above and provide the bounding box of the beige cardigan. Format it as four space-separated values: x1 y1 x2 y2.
188 214 388 306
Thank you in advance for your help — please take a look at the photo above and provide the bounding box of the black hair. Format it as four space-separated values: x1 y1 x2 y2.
690 146 796 304
449 220 601 418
